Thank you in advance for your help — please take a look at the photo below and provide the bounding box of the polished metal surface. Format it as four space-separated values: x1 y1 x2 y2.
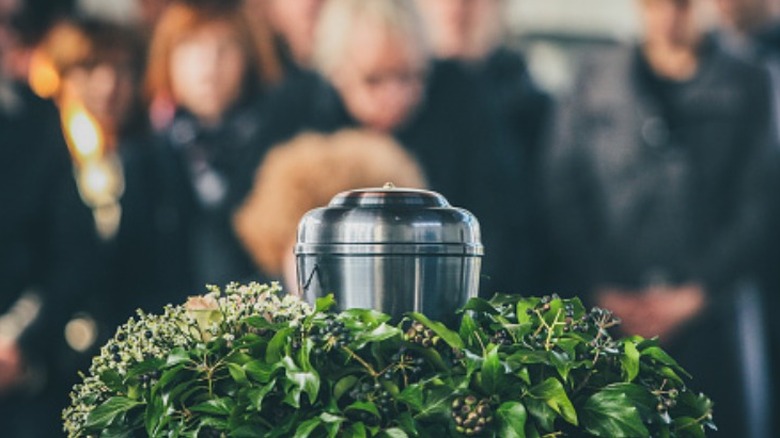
295 186 482 322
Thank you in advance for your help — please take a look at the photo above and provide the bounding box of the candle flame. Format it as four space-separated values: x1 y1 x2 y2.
62 102 104 164
28 49 60 99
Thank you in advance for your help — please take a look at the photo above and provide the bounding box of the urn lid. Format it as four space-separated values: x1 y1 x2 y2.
295 185 482 255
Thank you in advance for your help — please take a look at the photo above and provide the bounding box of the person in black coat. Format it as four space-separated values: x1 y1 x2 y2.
414 0 552 291
234 0 528 296
0 81 100 436
544 0 776 435
144 0 280 302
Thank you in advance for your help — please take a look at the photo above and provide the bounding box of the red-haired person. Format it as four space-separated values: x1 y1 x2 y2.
145 0 280 301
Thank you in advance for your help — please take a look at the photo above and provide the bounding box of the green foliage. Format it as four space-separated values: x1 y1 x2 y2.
63 285 715 437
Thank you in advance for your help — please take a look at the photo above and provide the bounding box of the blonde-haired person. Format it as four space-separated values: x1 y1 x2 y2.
235 129 426 293
145 0 280 301
235 0 529 296
243 0 326 76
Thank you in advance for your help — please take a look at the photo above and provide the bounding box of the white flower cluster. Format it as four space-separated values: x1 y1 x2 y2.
63 282 312 436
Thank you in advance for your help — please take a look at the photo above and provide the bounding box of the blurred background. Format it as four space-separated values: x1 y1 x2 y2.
1 0 779 436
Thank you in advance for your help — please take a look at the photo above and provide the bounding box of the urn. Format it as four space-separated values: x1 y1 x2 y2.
295 186 482 321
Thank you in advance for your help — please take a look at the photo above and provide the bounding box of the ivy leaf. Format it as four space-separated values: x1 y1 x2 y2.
641 346 690 378
463 349 484 380
516 298 539 325
319 412 345 438
582 385 649 437
267 327 294 363
379 428 409 437
342 422 367 438
145 394 166 437
316 294 336 312
246 378 277 411
346 401 381 418
397 383 424 411
497 401 527 438
672 417 706 438
242 316 277 330
228 362 249 386
506 350 551 367
621 340 640 383
342 308 391 326
458 312 481 349
354 323 402 348
480 346 503 395
190 398 235 416
674 391 715 421
153 363 186 392
84 396 142 430
166 347 191 366
529 378 577 426
293 417 322 438
413 386 453 420
525 397 556 432
244 360 279 383
408 312 463 349
334 375 359 402
549 350 573 382
395 412 418 435
459 298 500 315
283 357 320 407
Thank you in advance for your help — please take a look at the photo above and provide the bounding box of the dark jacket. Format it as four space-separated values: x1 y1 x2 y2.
466 48 553 291
471 47 553 170
234 61 530 294
0 83 100 435
150 97 268 305
545 40 775 295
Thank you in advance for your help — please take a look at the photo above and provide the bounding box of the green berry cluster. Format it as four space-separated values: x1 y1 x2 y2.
311 317 351 355
347 381 394 426
655 387 680 414
451 395 493 436
489 328 511 346
405 321 440 348
382 347 425 382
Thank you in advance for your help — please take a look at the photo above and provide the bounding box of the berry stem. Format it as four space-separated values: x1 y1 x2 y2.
340 345 379 377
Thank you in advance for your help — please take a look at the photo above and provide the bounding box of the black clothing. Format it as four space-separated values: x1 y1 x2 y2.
150 97 268 305
546 40 774 294
234 62 528 295
470 47 552 170
544 41 776 437
0 83 100 436
465 48 553 291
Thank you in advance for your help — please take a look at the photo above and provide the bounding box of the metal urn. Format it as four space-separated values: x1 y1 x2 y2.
295 185 482 322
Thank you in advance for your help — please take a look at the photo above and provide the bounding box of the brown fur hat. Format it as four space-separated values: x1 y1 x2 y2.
234 128 427 275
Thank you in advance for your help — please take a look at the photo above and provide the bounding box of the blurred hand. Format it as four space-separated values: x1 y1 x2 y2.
596 283 706 343
0 336 23 396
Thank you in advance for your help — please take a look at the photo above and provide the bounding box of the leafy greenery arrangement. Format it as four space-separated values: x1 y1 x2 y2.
63 282 715 437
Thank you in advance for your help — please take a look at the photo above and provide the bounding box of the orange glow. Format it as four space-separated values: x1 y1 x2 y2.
28 49 61 99
61 101 105 165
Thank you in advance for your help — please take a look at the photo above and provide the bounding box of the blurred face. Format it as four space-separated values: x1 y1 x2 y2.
640 0 699 49
266 0 324 66
169 21 247 125
331 21 428 133
714 0 768 33
0 0 19 73
415 0 502 60
63 59 136 136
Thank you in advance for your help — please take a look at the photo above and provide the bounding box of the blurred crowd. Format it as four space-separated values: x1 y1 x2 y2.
0 0 779 436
